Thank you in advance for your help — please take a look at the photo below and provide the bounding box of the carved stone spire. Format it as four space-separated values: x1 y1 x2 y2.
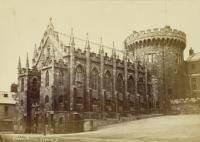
99 37 104 53
26 53 29 69
112 41 116 57
69 28 75 46
18 56 21 73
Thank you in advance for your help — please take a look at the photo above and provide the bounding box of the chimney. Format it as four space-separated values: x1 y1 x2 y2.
189 48 194 56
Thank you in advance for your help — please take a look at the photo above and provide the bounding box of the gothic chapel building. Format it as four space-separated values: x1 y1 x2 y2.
16 19 154 133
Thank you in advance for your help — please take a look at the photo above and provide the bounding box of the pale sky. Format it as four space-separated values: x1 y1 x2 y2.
0 0 200 91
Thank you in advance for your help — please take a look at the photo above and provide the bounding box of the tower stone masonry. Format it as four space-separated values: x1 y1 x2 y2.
125 26 190 107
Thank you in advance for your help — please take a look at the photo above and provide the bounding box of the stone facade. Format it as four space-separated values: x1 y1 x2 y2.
15 19 154 133
125 26 190 108
186 48 200 97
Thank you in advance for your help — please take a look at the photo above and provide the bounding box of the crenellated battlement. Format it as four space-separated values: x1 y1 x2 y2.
125 26 186 47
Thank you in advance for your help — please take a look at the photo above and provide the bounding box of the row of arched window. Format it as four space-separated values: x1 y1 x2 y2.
45 70 64 87
44 66 136 93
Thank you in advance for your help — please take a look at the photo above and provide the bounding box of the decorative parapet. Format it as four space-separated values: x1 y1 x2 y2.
125 26 186 46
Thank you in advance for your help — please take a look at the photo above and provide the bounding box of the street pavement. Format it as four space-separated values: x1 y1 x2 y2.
59 114 200 142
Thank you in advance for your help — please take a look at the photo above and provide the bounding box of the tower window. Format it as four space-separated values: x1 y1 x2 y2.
145 53 156 63
175 54 181 64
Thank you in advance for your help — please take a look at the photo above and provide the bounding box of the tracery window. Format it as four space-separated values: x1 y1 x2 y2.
32 78 37 91
116 74 124 93
59 71 64 85
45 70 49 87
58 95 64 103
104 71 112 91
91 68 99 90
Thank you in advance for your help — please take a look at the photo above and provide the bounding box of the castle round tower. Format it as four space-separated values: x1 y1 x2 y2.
125 26 189 107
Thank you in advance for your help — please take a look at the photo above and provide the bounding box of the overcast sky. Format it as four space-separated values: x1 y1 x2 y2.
0 0 200 91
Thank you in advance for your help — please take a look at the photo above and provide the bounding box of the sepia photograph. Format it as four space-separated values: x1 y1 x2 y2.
0 0 200 141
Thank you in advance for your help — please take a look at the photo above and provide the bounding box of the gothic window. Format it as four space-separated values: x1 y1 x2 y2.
59 71 64 85
45 95 49 104
75 65 84 88
116 74 124 93
104 71 112 91
45 70 49 87
128 76 135 93
21 78 24 92
32 78 37 91
91 68 99 90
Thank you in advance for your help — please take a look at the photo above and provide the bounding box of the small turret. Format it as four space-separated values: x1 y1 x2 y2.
47 17 54 32
85 32 90 50
18 56 21 74
189 47 194 56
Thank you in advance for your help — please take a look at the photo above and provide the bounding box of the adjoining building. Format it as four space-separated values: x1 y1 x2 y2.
0 91 17 132
15 19 154 133
186 48 200 97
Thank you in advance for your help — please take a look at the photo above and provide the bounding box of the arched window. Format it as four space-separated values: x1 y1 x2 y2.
45 95 49 104
75 65 84 88
21 78 24 92
59 71 64 85
91 68 99 90
45 70 49 87
104 71 112 91
116 74 124 93
58 95 64 103
128 76 135 93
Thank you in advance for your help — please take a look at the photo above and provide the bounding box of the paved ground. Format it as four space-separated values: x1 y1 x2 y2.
2 114 200 142
60 114 200 142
